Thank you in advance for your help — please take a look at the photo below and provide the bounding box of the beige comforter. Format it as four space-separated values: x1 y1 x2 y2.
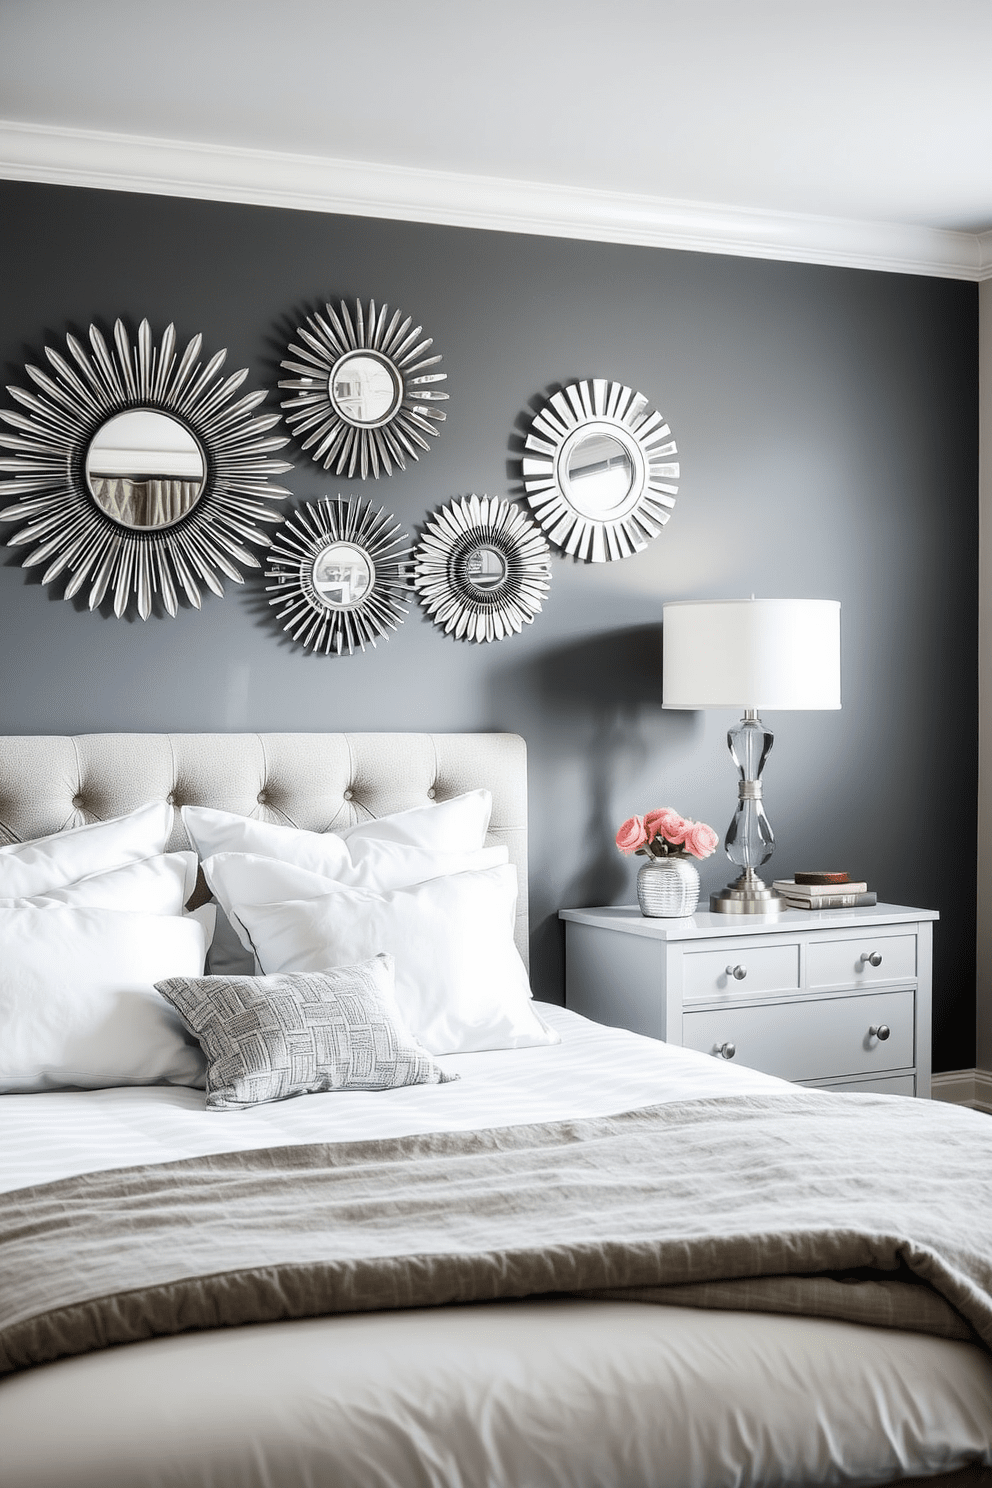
3 1089 991 1375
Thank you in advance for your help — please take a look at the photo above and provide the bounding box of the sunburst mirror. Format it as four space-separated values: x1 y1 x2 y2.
414 494 552 644
279 299 448 479
265 495 413 655
521 379 679 563
0 319 293 619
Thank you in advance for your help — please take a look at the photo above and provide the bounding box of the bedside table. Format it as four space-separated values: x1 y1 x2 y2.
559 903 937 1096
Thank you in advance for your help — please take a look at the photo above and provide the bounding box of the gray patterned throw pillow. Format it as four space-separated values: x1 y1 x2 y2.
156 953 456 1111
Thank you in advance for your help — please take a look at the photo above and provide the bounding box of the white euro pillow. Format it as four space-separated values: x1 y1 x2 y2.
0 801 174 898
0 852 198 915
182 793 499 887
334 789 492 850
215 859 557 1056
0 908 208 1093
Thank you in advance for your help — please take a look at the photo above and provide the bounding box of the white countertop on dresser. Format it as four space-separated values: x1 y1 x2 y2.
559 903 939 942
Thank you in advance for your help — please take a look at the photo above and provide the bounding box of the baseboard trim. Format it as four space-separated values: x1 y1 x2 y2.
0 119 988 282
931 1068 992 1113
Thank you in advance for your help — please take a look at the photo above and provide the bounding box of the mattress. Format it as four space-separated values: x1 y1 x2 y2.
3 1007 992 1488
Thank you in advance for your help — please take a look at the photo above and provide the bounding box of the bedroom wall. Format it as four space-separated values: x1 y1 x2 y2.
0 180 978 1071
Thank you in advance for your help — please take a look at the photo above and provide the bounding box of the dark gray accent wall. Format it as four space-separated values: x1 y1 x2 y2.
0 181 978 1070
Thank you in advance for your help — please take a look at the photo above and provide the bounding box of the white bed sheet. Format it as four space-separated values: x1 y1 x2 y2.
0 1004 788 1193
3 1006 992 1488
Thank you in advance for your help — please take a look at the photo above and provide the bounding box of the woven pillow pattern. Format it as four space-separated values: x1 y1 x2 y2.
156 953 456 1110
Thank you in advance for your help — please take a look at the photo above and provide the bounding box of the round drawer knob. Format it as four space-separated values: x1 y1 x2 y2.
869 1024 891 1042
726 964 747 981
717 1041 737 1060
860 951 883 968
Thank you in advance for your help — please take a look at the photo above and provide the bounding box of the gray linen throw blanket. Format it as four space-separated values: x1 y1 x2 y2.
4 1088 992 1375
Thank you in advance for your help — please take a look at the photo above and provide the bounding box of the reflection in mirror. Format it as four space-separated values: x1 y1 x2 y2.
312 541 375 609
85 410 205 529
464 545 507 590
565 431 635 515
329 353 401 427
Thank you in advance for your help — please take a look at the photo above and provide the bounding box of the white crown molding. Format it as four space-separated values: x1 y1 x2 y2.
0 118 989 282
932 1068 992 1112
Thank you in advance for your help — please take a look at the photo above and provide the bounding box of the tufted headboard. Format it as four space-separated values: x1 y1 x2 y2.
0 733 529 962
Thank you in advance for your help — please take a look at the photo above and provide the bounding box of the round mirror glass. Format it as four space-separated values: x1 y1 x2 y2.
328 353 402 427
463 545 508 591
564 431 636 518
85 410 206 529
311 542 375 609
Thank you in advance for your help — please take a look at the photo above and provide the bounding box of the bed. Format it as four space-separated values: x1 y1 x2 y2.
1 731 992 1488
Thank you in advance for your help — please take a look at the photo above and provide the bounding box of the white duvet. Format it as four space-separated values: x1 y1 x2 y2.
2 1007 991 1488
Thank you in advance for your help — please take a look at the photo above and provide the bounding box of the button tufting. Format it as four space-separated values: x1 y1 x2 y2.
427 787 436 799
257 790 268 805
343 789 354 801
166 792 176 806
72 795 84 809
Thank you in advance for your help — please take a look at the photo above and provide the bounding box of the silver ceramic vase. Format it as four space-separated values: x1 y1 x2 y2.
636 855 700 917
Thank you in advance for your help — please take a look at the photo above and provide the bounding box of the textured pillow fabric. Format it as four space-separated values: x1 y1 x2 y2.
0 908 208 1093
218 861 557 1056
156 954 456 1111
0 801 174 899
0 852 198 915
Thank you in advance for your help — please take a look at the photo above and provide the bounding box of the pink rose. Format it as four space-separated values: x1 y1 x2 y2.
645 807 688 846
615 816 648 855
683 820 720 860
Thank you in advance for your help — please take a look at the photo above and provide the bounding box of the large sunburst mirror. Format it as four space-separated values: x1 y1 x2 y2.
521 379 679 563
265 495 413 655
414 494 552 644
0 319 293 619
279 299 447 479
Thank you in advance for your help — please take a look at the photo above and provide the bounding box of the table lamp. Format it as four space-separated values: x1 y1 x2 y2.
662 598 841 915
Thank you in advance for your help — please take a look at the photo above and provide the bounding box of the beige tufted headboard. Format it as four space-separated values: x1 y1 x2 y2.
0 733 529 962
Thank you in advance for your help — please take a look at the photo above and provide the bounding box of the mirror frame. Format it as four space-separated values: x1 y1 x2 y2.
0 319 293 619
414 494 552 644
265 495 413 655
279 298 448 480
521 379 680 562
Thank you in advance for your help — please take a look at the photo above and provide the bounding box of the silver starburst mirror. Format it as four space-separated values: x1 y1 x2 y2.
0 319 293 618
279 299 447 479
414 494 552 644
265 496 413 654
522 379 679 563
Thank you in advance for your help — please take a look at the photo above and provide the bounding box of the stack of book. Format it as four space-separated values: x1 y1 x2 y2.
772 872 877 911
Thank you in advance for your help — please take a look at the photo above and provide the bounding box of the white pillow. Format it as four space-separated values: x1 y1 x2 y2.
0 801 174 898
216 859 556 1056
182 795 499 887
0 908 208 1093
196 836 509 954
0 852 198 915
184 796 505 976
334 789 492 850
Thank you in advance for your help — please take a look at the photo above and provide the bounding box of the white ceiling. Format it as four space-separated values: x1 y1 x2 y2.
3 1 992 272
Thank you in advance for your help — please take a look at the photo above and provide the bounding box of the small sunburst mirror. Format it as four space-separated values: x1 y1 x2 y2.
0 319 292 618
414 495 552 644
265 495 413 655
279 299 447 479
522 379 679 562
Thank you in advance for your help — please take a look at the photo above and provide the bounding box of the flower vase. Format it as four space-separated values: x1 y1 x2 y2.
636 856 700 918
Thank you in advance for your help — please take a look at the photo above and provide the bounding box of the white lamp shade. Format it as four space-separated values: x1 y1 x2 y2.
662 599 841 710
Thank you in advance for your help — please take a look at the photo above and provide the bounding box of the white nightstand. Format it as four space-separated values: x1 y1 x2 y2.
559 903 938 1096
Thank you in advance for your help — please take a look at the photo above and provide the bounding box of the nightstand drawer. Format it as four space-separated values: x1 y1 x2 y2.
682 942 800 1004
807 933 916 989
682 988 915 1083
